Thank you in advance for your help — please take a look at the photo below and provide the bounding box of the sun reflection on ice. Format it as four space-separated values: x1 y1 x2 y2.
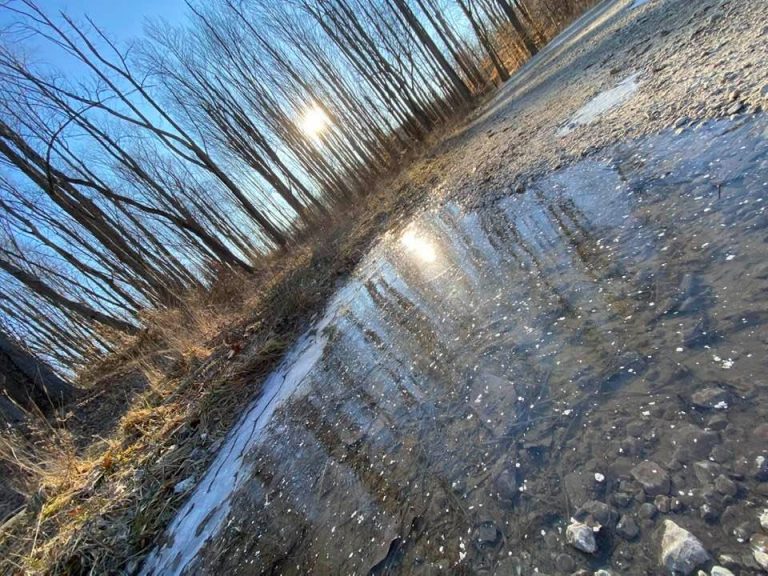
401 229 437 263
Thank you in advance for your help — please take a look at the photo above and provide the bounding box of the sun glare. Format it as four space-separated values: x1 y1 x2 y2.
300 105 331 139
401 230 437 263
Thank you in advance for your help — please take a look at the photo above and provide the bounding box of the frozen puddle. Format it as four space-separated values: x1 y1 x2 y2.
139 279 371 575
557 73 640 136
142 115 768 575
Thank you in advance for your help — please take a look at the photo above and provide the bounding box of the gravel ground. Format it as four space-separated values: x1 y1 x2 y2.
417 0 768 208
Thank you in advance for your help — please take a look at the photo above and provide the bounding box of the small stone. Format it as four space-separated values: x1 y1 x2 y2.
660 520 711 575
173 476 196 494
755 455 768 481
760 509 768 531
673 426 719 464
693 460 722 486
726 101 745 115
616 515 640 540
717 554 740 570
472 521 501 548
700 503 720 523
639 502 658 519
754 423 768 442
710 567 735 576
753 533 768 570
594 570 612 576
691 387 729 410
555 553 575 572
707 414 728 431
674 116 690 129
632 461 671 496
714 475 737 497
655 495 671 514
575 501 618 529
612 492 633 508
760 84 768 99
728 90 740 102
733 520 755 543
566 521 597 554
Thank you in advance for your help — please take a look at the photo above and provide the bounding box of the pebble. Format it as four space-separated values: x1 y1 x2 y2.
760 509 768 531
726 101 744 115
714 475 737 497
700 503 720 523
754 423 768 442
755 455 768 481
473 521 501 547
673 426 719 464
639 502 658 519
752 533 768 570
632 461 671 496
566 521 597 554
691 451 721 474
706 414 729 431
710 567 735 576
173 476 196 494
555 553 575 572
660 520 710 575
691 387 728 410
655 495 671 514
616 515 640 540
575 501 618 529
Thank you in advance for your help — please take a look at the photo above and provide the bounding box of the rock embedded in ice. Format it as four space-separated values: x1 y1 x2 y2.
632 461 671 496
659 520 710 575
691 387 729 410
173 476 196 494
575 500 618 529
566 521 597 554
752 533 768 570
639 502 658 519
714 475 737 497
755 455 768 481
616 515 640 540
554 553 574 572
672 425 719 464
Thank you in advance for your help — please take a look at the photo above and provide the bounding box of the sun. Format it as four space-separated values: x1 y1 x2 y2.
300 104 331 139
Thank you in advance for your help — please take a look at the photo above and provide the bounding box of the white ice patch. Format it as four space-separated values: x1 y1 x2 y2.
140 281 361 576
558 74 640 136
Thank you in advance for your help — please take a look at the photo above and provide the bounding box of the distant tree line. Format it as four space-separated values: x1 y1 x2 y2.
0 0 594 410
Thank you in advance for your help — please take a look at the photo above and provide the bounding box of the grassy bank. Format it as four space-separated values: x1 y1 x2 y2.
0 132 449 574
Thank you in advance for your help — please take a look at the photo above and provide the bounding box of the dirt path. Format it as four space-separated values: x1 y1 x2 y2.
421 0 767 209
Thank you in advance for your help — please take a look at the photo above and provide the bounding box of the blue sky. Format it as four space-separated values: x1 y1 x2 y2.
42 0 187 40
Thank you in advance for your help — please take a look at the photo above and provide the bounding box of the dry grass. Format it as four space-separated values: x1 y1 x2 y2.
0 128 445 574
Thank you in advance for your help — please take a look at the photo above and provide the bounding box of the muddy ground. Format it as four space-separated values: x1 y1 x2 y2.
140 0 768 575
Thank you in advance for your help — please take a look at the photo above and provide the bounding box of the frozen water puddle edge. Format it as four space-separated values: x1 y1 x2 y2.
557 73 640 137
